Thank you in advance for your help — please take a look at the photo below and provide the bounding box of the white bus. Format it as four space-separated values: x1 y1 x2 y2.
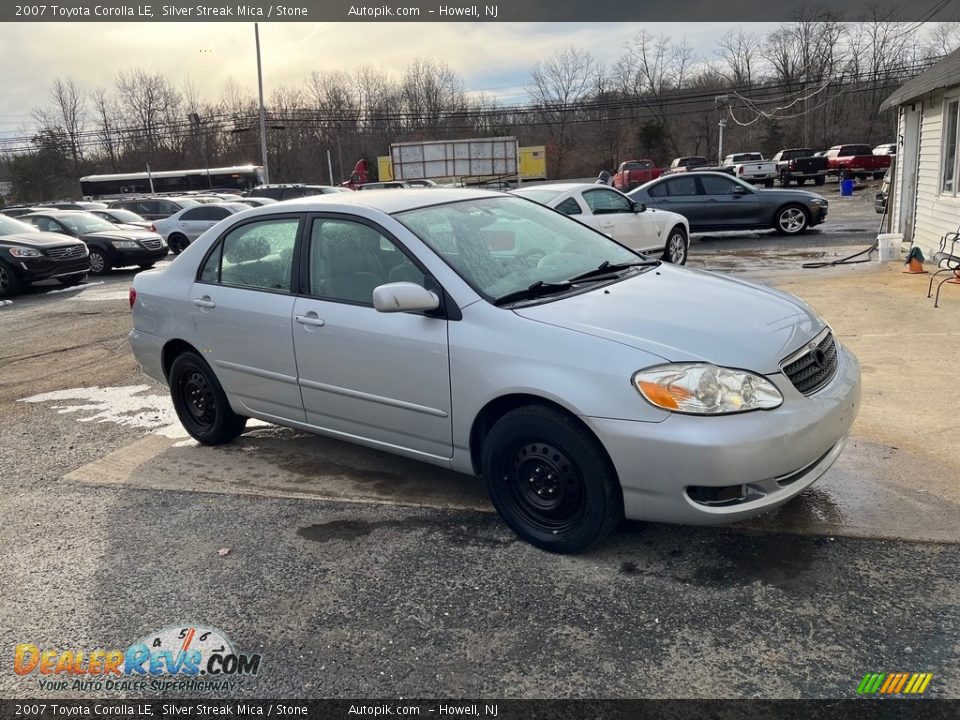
79 165 265 199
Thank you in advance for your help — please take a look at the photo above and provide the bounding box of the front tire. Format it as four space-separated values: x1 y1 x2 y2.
662 226 689 265
169 351 247 445
482 406 623 553
87 248 109 275
0 260 21 298
774 205 810 235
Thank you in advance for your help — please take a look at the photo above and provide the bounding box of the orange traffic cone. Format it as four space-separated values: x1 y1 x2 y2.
903 246 928 274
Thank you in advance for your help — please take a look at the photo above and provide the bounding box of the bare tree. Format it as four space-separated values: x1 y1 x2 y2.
528 47 596 176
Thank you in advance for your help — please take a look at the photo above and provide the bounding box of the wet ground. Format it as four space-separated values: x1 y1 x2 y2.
2 191 958 699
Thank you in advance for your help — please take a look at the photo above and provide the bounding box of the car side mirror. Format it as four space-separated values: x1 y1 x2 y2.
731 185 748 195
632 200 646 213
373 282 440 313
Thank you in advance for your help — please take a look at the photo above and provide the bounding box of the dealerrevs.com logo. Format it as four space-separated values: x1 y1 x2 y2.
14 624 262 693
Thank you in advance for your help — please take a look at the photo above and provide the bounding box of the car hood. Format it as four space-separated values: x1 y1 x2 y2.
80 229 161 242
755 188 826 202
0 231 84 248
513 266 823 373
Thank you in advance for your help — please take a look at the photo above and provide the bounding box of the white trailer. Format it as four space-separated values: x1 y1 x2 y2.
389 137 519 184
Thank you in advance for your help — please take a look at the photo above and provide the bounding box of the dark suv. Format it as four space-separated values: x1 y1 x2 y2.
246 184 343 200
108 197 199 220
0 214 89 297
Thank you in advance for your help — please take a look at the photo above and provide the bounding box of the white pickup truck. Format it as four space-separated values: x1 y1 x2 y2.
721 152 778 187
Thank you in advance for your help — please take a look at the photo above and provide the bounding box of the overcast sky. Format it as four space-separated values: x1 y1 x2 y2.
0 22 780 139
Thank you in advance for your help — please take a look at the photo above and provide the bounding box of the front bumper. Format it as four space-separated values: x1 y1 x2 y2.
16 256 90 283
586 344 860 525
108 246 169 267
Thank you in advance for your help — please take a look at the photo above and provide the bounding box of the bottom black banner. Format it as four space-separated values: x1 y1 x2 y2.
1 699 959 720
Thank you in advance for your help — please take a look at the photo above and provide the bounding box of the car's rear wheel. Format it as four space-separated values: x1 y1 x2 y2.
482 406 623 553
88 248 109 275
0 261 21 298
662 226 688 265
168 234 189 255
796 178 806 185
873 173 885 180
814 176 826 186
774 205 810 235
169 351 247 445
56 273 86 286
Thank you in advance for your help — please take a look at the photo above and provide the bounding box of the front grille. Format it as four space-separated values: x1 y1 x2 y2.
782 329 838 395
46 245 86 259
140 238 163 250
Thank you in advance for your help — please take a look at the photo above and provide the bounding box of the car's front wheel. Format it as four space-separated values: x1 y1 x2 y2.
662 226 688 265
169 351 247 445
482 406 623 553
774 205 810 235
87 248 110 275
0 260 21 298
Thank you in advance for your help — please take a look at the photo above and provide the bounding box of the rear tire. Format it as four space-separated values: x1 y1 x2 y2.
796 178 807 186
169 351 247 445
168 234 189 255
814 176 825 186
0 260 21 298
873 173 885 180
482 405 623 553
662 226 689 265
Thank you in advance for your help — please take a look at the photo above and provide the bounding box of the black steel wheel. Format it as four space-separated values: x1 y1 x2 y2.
169 234 189 255
482 405 623 553
662 226 688 265
169 351 246 445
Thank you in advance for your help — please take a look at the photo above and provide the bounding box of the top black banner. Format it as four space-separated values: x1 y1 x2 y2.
2 0 959 22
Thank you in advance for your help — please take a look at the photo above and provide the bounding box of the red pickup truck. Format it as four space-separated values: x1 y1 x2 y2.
824 144 891 180
612 160 662 191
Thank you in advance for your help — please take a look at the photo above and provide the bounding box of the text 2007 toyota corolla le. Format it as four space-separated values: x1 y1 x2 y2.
128 189 860 553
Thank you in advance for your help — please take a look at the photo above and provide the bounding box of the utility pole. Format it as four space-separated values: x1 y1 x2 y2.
718 118 726 165
255 23 269 184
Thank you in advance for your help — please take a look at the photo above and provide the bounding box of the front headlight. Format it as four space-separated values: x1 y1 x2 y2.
8 247 43 258
633 363 783 415
811 198 828 207
111 240 139 249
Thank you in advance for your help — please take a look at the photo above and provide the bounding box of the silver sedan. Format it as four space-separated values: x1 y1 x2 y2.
129 189 860 553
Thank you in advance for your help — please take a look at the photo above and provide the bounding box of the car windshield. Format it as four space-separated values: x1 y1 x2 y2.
0 215 38 235
511 188 565 204
57 214 119 234
395 196 641 304
105 209 145 223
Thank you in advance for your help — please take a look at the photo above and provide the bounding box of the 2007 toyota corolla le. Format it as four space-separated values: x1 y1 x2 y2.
129 189 860 553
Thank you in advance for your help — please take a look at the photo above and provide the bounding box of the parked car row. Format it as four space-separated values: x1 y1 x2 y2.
0 214 91 297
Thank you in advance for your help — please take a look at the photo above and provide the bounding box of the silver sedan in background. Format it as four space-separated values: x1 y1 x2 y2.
129 189 860 553
152 202 247 254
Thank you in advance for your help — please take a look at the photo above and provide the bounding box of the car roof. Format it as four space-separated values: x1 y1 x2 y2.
270 187 504 214
513 183 601 194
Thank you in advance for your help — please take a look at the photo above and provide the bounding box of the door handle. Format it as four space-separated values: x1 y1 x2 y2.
192 296 216 309
295 313 325 327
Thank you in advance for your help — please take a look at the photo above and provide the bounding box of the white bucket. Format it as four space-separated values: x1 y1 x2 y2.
877 233 903 262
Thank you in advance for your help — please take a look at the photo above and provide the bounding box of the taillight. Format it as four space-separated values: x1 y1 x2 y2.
789 160 797 170
129 287 137 308
149 223 156 232
738 166 744 174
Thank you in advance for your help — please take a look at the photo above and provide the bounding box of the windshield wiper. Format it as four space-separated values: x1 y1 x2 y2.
567 259 660 283
493 280 573 306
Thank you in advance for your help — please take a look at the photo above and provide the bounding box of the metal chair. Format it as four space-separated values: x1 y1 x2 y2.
927 230 960 307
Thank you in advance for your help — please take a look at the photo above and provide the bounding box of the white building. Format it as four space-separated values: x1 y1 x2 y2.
882 48 960 257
